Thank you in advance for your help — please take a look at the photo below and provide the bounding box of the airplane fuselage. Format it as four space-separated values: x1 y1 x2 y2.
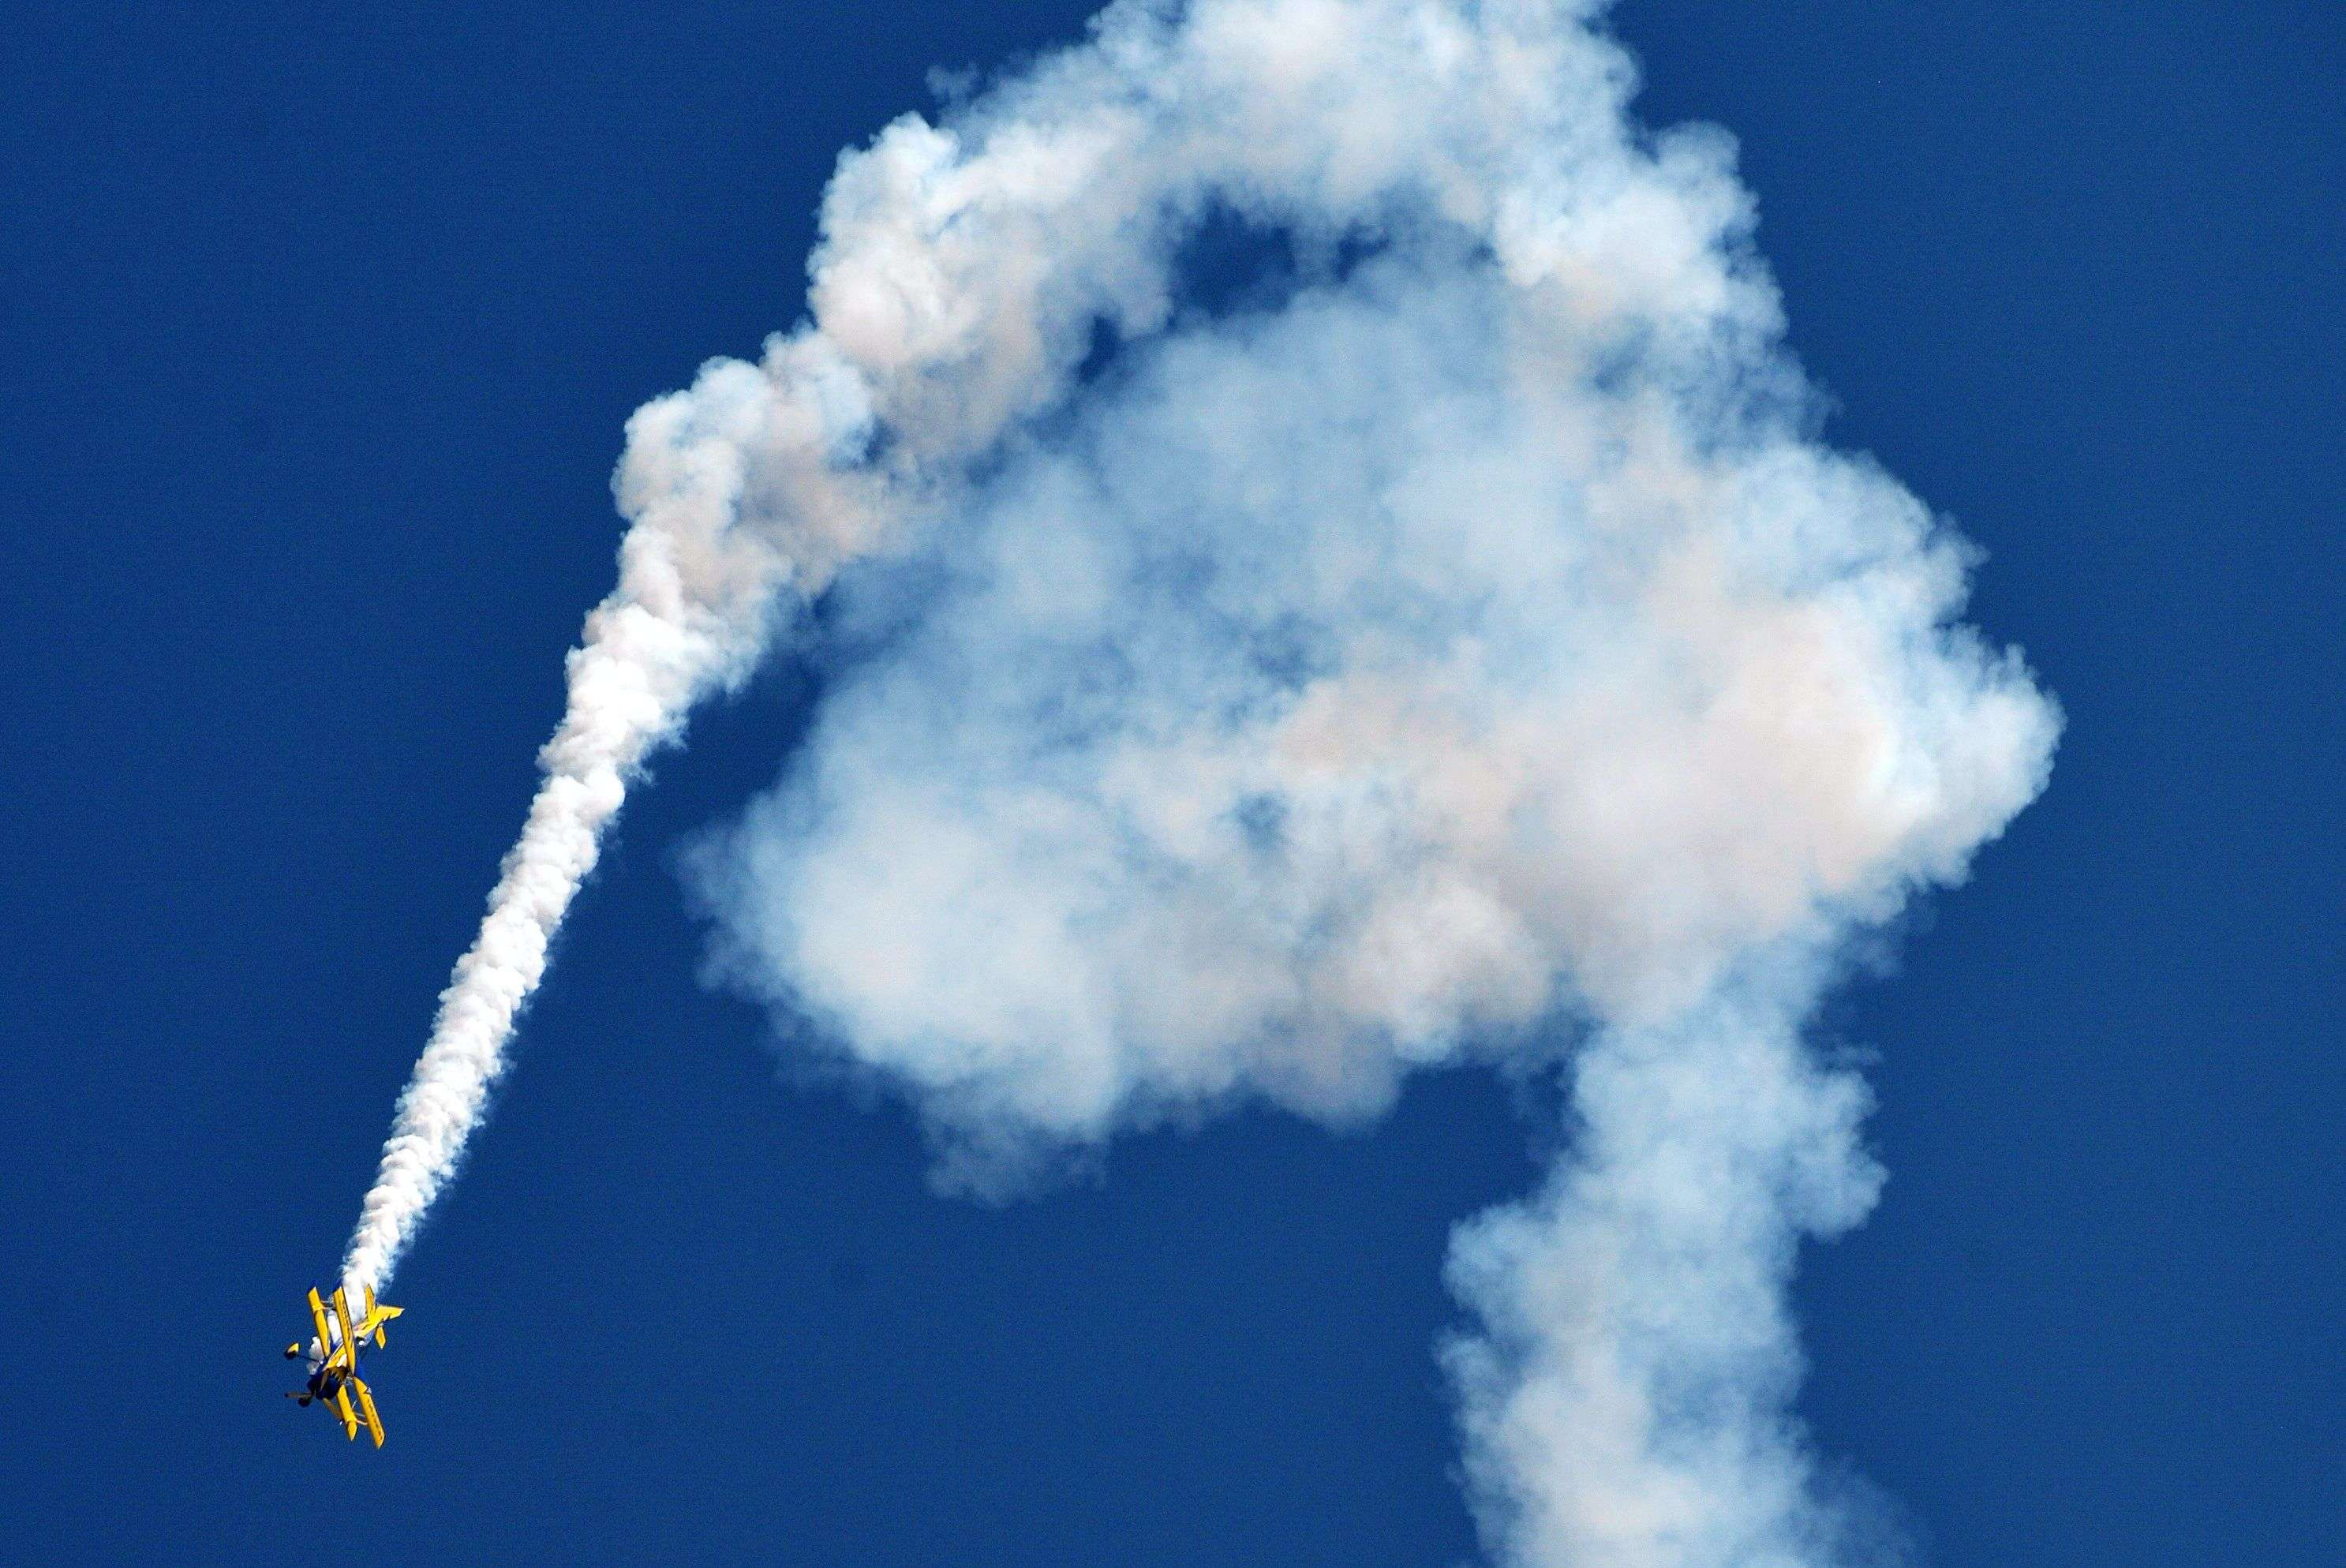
286 1285 398 1444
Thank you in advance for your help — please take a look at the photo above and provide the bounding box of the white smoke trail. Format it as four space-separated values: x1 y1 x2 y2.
337 345 882 1293
344 4 2056 1560
341 466 763 1296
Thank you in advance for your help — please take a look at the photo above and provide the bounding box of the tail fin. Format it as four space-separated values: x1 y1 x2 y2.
362 1285 402 1348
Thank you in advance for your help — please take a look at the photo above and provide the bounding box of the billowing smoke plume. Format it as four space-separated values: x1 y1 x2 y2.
347 2 2056 1562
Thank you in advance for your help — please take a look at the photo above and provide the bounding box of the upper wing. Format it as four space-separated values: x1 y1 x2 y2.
350 1377 385 1448
331 1384 360 1441
331 1289 360 1364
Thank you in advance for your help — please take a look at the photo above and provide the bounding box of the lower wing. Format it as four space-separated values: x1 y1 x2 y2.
350 1378 386 1448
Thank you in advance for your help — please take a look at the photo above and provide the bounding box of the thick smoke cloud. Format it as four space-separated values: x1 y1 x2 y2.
698 253 2048 1179
350 3 2054 1563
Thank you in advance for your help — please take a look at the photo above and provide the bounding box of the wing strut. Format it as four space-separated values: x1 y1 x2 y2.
307 1289 333 1362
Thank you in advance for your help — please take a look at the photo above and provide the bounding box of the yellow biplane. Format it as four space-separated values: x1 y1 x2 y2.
284 1285 402 1447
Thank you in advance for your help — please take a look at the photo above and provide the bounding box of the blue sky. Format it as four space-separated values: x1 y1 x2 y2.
0 4 2338 1565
